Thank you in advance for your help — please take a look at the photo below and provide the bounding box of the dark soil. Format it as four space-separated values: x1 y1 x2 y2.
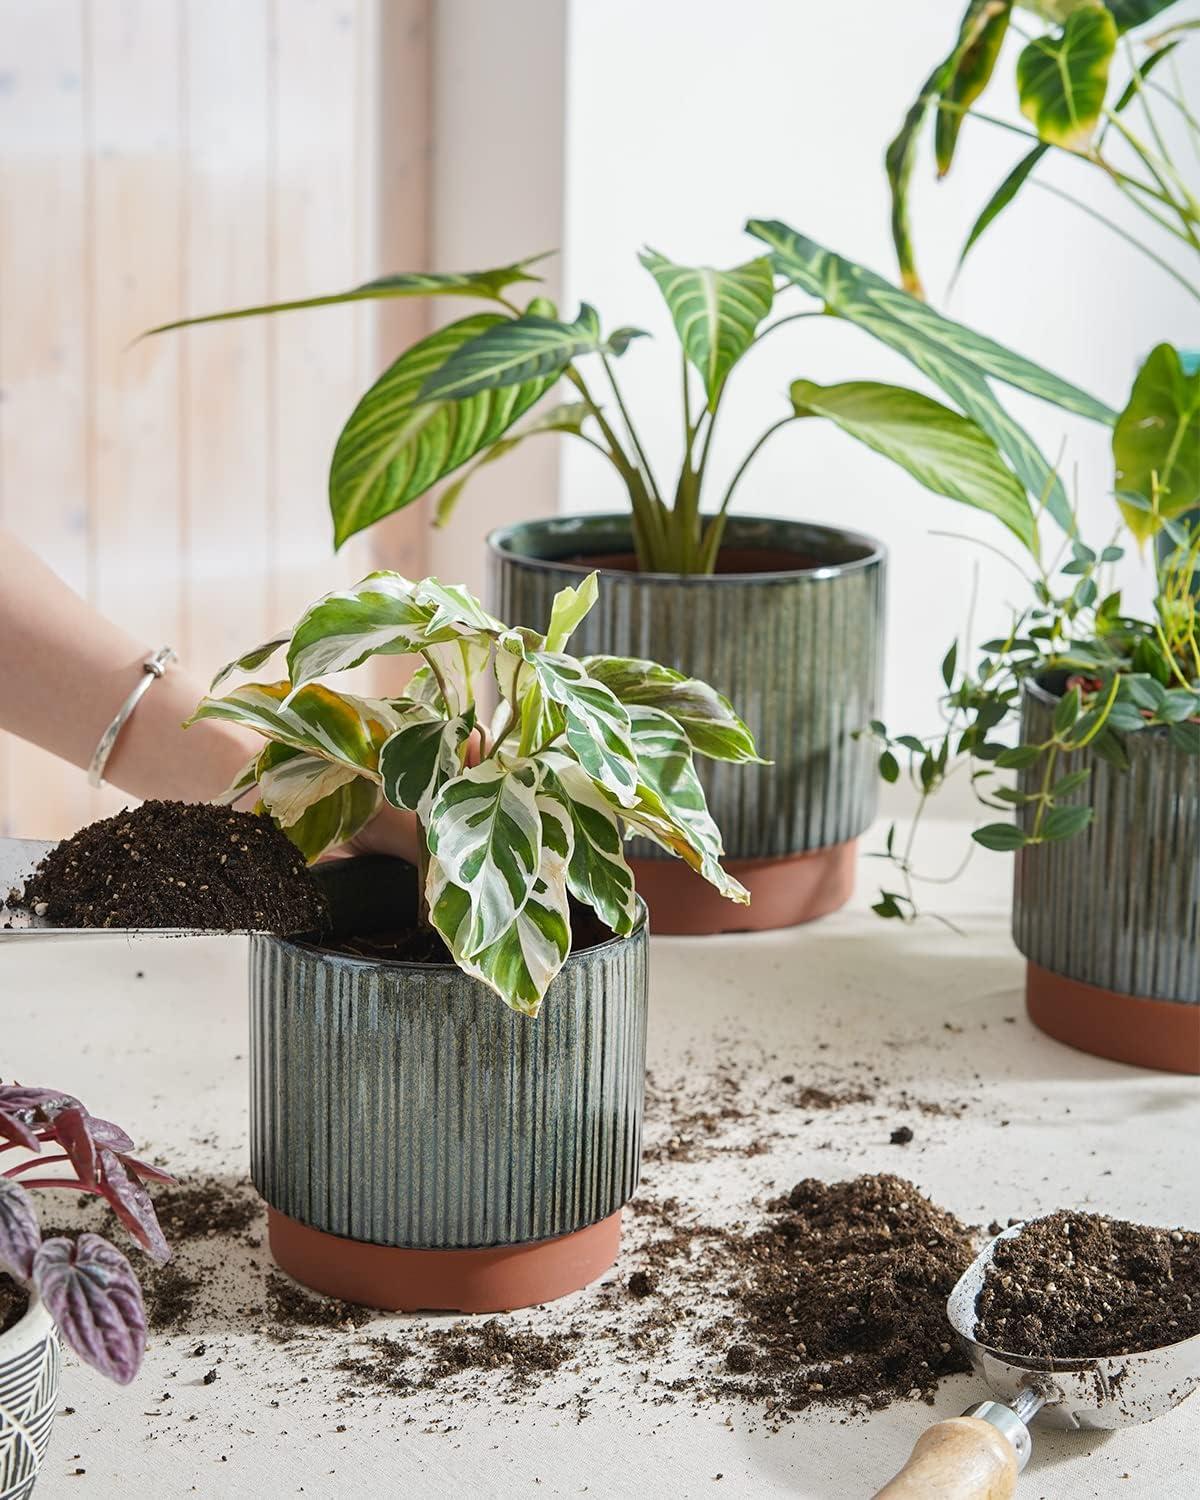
709 1175 975 1414
561 547 823 576
0 1274 29 1335
975 1211 1200 1359
321 899 617 965
16 800 327 933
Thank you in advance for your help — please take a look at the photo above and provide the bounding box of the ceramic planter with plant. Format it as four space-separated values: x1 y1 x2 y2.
872 3 1199 1072
0 1086 171 1498
191 570 754 1311
151 222 1110 932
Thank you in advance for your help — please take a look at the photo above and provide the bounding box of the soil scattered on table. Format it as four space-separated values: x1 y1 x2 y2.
0 1274 29 1336
975 1211 1200 1358
15 800 327 934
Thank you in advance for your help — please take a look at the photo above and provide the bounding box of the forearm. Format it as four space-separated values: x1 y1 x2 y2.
0 530 258 804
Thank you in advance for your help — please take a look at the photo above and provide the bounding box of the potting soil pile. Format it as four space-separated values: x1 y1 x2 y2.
12 800 326 933
975 1210 1200 1359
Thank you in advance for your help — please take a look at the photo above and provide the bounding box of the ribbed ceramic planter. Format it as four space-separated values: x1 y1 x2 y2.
249 857 648 1312
1013 680 1200 1073
488 513 886 933
0 1294 59 1500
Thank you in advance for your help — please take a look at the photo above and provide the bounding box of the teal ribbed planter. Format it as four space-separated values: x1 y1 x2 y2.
488 513 886 933
250 857 648 1311
1013 680 1200 1073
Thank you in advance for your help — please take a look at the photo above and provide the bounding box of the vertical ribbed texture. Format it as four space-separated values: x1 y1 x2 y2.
0 1304 59 1500
1013 683 1200 1002
488 514 886 859
249 922 648 1250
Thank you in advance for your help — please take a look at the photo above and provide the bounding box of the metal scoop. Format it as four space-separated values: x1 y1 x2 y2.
0 836 321 942
873 1222 1200 1498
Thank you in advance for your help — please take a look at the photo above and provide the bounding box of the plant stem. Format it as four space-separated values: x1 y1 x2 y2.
698 416 796 571
600 353 661 501
2 1153 71 1178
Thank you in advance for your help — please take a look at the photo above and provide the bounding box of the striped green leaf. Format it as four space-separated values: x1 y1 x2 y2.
526 652 638 805
955 145 1049 276
1113 343 1200 540
188 682 398 775
790 379 1036 551
330 314 557 548
426 759 543 956
622 706 748 905
638 250 774 408
1017 5 1117 149
211 631 292 693
428 792 573 1017
936 2 1013 175
143 257 546 337
434 403 597 527
255 742 360 827
380 707 476 823
582 656 762 763
749 220 1114 529
418 304 647 403
541 753 639 937
276 773 381 863
886 56 955 296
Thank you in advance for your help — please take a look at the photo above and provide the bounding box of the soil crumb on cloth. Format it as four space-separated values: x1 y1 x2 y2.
16 800 326 933
975 1211 1200 1358
708 1174 975 1413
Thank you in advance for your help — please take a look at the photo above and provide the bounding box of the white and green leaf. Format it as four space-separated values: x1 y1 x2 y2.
790 379 1036 551
540 753 639 937
544 571 599 653
330 313 558 548
582 656 762 763
279 775 382 863
426 759 544 956
418 304 647 403
638 249 774 409
525 651 639 805
1017 4 1117 149
255 742 362 827
188 682 399 775
380 706 476 823
210 630 293 693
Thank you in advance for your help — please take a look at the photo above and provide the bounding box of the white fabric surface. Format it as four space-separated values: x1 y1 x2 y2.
4 819 1197 1499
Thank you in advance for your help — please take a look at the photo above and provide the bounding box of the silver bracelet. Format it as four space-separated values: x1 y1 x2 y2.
88 647 178 789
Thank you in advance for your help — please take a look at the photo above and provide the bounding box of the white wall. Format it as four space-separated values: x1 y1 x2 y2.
560 0 1197 744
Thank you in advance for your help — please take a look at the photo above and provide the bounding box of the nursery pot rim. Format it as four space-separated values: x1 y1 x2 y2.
285 896 648 974
487 511 886 584
0 1284 53 1357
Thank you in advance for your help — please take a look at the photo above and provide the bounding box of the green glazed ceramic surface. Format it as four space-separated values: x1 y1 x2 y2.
488 513 887 860
249 858 648 1251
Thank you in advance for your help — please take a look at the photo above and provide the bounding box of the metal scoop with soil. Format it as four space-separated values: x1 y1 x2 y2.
873 1220 1200 1498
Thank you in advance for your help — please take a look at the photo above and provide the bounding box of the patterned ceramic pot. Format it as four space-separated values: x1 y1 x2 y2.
0 1293 59 1500
1013 680 1200 1073
488 513 887 933
250 857 648 1312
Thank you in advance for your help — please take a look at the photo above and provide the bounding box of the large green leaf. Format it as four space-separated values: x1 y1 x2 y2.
426 759 543 956
1097 0 1177 34
380 708 475 823
790 379 1036 551
581 656 761 762
748 220 1114 528
330 314 557 548
1113 343 1200 540
936 2 1014 175
540 754 639 937
622 706 748 904
525 652 639 805
1017 5 1118 149
418 304 646 402
433 403 597 527
142 258 546 337
638 250 774 409
428 792 572 1017
187 682 398 775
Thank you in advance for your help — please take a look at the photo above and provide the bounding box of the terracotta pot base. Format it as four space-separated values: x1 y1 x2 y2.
1026 961 1200 1074
629 840 856 935
266 1207 623 1313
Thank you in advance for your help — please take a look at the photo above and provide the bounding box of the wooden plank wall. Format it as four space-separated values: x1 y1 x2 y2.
0 0 431 839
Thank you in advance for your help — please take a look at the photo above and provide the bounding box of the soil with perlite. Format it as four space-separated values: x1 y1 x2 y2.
10 800 327 934
975 1211 1200 1358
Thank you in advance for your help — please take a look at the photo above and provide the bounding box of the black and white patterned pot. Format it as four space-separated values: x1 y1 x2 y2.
0 1294 59 1500
488 513 886 933
249 857 648 1312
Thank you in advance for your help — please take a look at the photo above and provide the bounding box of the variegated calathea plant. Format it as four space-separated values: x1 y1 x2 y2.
189 573 759 1015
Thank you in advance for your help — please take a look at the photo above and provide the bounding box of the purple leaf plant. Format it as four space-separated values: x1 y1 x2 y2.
0 1083 173 1385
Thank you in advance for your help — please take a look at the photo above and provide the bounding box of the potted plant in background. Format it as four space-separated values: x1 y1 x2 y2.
151 225 1111 932
869 1 1199 1072
192 570 754 1311
0 1086 171 1497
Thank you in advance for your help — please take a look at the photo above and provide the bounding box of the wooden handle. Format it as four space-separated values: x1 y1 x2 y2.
871 1417 1019 1500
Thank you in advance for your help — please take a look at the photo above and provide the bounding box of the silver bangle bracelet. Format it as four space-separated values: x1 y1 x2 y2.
87 647 178 789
